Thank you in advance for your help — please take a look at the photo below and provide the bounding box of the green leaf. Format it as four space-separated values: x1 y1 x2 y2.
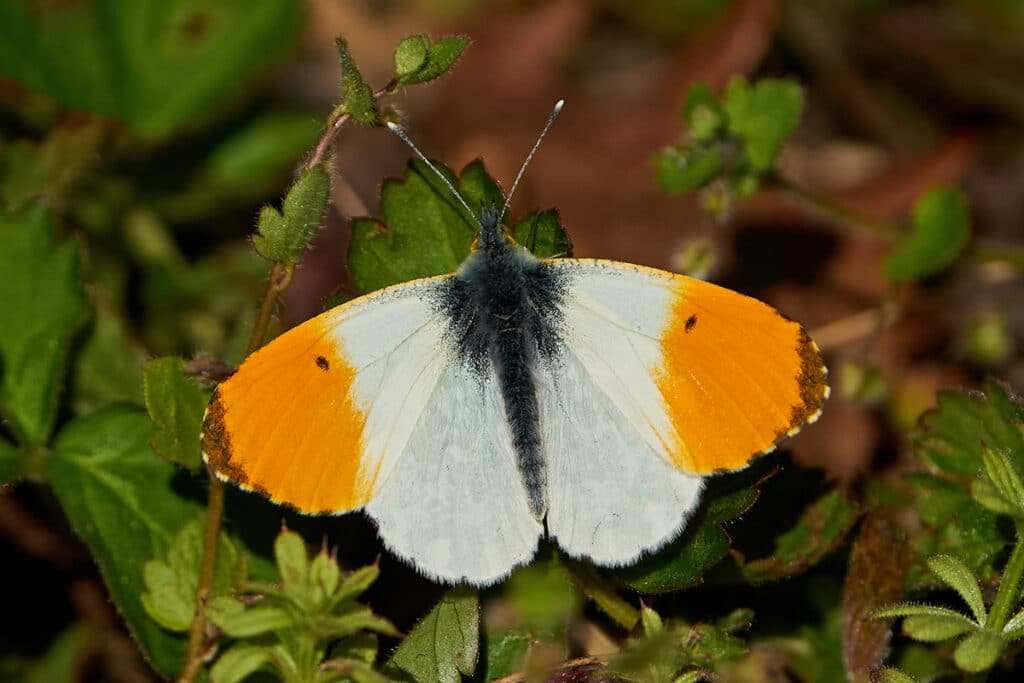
20 625 89 683
394 36 470 88
275 528 310 587
0 122 104 209
902 614 976 642
389 587 479 683
723 77 804 170
348 159 503 293
884 187 970 282
212 606 292 638
913 380 1024 478
926 555 987 625
506 559 580 637
0 0 302 137
336 36 376 125
874 603 978 621
905 473 1006 588
511 209 572 258
682 83 725 141
253 163 331 266
0 438 22 484
0 202 88 446
642 605 665 636
210 645 273 683
873 668 918 683
1002 607 1024 639
480 629 532 681
310 550 342 603
978 445 1024 517
737 489 859 583
393 35 430 80
954 629 1003 672
328 565 381 610
140 516 243 632
143 357 210 470
49 405 206 677
204 112 322 191
617 483 760 593
69 298 145 415
652 146 723 194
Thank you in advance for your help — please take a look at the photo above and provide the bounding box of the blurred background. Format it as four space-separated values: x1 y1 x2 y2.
3 0 1024 680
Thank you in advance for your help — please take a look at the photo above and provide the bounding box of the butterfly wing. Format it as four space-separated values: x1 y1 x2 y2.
203 275 541 584
537 259 828 564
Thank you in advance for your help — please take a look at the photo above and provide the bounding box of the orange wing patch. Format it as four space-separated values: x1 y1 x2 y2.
202 315 373 514
656 277 828 473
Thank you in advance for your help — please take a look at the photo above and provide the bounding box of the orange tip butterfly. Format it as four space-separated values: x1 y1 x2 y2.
201 101 828 585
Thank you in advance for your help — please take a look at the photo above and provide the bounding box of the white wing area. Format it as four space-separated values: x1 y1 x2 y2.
364 363 542 584
539 261 703 563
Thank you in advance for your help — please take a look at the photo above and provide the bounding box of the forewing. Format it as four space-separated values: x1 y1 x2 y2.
539 259 827 563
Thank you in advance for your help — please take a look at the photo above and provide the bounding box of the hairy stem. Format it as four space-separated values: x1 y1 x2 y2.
987 524 1024 631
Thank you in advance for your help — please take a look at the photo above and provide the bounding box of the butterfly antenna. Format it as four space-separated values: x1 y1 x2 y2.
500 99 564 222
386 121 481 229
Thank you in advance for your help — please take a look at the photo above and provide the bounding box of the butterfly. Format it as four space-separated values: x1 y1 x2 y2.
201 102 828 586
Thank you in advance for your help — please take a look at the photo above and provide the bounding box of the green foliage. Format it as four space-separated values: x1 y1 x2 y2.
0 0 303 137
884 187 971 282
652 76 804 216
616 483 759 592
0 202 87 446
0 122 104 209
48 406 203 676
143 357 211 470
391 35 470 89
0 437 21 484
206 529 398 683
389 587 480 682
335 37 377 126
141 516 245 632
253 164 332 266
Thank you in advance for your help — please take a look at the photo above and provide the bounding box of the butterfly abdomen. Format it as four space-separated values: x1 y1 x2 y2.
440 244 568 518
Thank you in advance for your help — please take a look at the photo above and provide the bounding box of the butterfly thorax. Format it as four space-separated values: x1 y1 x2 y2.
439 232 568 518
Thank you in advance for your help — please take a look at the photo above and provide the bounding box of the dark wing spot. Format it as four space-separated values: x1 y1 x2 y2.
774 327 829 440
315 356 330 371
202 390 244 484
684 314 698 332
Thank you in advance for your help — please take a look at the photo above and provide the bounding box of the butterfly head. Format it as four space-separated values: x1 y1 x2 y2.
473 202 513 251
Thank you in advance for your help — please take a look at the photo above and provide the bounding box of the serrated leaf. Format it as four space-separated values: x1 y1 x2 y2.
903 614 977 641
395 36 469 87
393 35 429 79
738 489 859 583
913 380 1024 478
0 438 22 484
49 406 205 677
140 516 243 632
723 77 804 171
884 187 970 282
0 0 302 137
953 629 1003 672
143 357 210 470
348 159 504 293
926 555 986 625
511 209 572 258
253 164 331 266
653 146 723 194
336 36 376 125
389 587 479 683
210 645 273 683
0 202 88 446
617 484 759 593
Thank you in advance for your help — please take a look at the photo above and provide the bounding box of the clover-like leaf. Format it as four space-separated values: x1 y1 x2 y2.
253 163 331 266
884 187 970 283
0 202 88 446
652 145 723 194
348 159 504 293
392 36 469 88
393 35 430 80
143 357 210 470
723 77 804 171
389 587 479 683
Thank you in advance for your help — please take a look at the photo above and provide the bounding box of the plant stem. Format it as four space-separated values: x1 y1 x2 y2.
777 179 903 241
566 560 639 630
178 263 296 683
986 525 1024 631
